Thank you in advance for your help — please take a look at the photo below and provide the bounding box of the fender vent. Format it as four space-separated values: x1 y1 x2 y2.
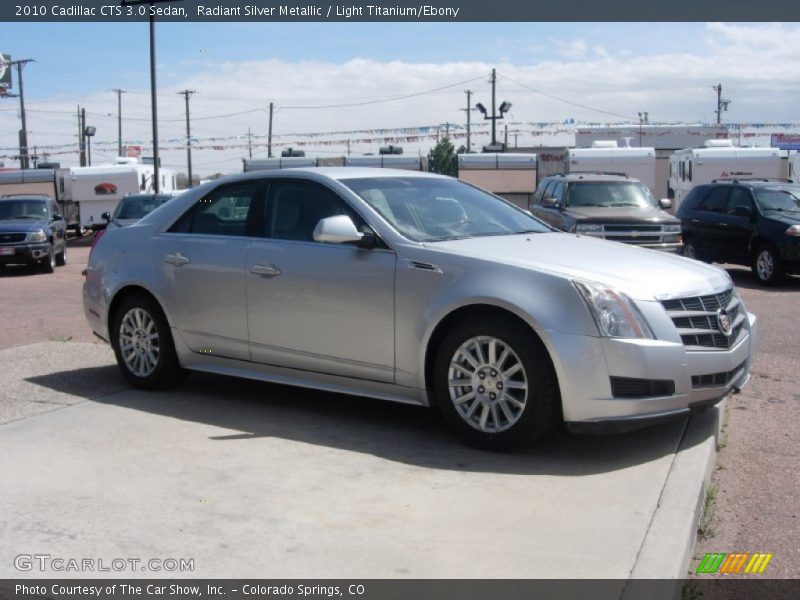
406 260 441 273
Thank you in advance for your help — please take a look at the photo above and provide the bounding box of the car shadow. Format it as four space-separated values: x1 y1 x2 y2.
723 265 800 292
0 263 45 277
25 366 714 477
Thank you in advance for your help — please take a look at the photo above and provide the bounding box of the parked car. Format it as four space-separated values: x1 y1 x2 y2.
677 180 800 285
84 169 756 450
530 172 682 252
103 193 176 229
0 195 67 272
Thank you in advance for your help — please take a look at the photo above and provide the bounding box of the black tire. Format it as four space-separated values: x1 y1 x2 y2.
682 239 704 262
111 292 184 390
752 244 784 286
55 242 67 267
433 315 561 451
41 245 55 273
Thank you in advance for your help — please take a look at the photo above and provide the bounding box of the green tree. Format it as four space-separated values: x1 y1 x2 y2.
427 136 458 177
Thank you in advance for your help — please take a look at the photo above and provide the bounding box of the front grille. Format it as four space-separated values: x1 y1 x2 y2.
692 361 747 389
585 223 678 245
610 377 675 398
0 232 26 244
661 288 746 350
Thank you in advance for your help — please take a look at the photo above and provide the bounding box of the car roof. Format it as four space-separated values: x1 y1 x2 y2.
544 172 640 183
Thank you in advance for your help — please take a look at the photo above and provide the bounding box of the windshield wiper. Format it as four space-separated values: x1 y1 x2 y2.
608 203 639 207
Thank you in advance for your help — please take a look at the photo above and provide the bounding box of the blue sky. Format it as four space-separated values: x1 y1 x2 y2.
2 22 799 173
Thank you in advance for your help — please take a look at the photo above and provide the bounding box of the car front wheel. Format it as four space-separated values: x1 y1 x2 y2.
753 244 784 286
41 245 55 273
433 316 561 451
111 293 183 389
55 242 66 266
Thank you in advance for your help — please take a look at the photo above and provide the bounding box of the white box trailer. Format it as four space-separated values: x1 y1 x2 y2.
243 157 320 171
0 168 84 232
457 153 537 209
567 141 657 196
789 152 800 181
668 140 781 210
63 158 176 230
344 155 424 170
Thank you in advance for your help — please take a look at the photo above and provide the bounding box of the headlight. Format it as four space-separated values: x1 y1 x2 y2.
575 223 603 233
786 224 800 237
664 224 682 233
573 280 654 339
26 230 47 243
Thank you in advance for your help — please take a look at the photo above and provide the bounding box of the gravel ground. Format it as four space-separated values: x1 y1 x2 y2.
691 267 800 579
1 237 798 577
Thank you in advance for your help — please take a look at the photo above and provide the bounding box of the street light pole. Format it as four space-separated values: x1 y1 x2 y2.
8 59 34 169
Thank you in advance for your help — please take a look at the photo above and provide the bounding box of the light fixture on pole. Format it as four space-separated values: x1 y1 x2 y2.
84 126 96 166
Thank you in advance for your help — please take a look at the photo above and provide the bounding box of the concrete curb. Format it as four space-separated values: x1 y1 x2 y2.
622 398 726 597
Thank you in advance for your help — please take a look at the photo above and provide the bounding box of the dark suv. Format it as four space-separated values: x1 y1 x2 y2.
530 172 682 251
0 195 67 273
677 180 800 285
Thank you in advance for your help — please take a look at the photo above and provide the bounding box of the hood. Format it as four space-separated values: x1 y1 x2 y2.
0 219 49 233
108 218 139 228
761 210 800 225
429 232 732 301
564 206 678 223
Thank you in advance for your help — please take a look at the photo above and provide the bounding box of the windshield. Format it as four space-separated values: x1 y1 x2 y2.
113 194 172 220
0 199 49 220
754 188 800 212
565 181 657 208
342 177 549 242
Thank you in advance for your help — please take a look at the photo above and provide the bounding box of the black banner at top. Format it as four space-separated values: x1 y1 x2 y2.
2 0 800 22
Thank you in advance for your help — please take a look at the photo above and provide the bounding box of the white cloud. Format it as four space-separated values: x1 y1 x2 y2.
4 23 800 176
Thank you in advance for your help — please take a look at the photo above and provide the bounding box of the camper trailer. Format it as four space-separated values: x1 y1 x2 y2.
344 155 424 171
668 140 781 211
567 141 657 196
457 153 537 209
0 168 83 233
62 158 176 230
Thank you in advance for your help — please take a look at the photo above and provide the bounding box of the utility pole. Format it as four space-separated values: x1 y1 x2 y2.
713 84 730 125
504 124 508 147
490 68 496 146
9 59 34 169
346 139 351 156
267 102 274 158
460 90 473 152
77 105 84 166
637 111 649 147
80 107 87 166
111 89 125 157
178 89 196 185
247 127 253 158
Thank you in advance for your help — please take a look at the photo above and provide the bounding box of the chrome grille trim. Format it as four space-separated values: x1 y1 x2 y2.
661 288 746 350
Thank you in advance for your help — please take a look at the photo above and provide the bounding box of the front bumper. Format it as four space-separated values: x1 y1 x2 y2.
549 311 757 432
0 242 51 265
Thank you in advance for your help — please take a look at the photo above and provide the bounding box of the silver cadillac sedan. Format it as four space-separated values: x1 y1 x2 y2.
83 168 757 450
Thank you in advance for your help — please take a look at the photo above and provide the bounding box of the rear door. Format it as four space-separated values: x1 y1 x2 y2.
721 186 757 263
152 180 264 361
694 186 730 258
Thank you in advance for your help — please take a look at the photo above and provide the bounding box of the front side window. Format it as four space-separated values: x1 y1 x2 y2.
170 182 258 236
700 187 730 213
266 181 361 242
565 182 656 208
343 177 549 242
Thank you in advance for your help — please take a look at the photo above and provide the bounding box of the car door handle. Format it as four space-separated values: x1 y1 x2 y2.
250 262 281 277
717 222 728 227
691 219 700 223
164 252 190 266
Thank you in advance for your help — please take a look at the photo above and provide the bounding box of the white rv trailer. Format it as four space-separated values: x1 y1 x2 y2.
789 152 800 181
62 158 176 230
457 153 537 209
668 140 781 211
243 157 320 171
567 141 657 196
344 155 424 170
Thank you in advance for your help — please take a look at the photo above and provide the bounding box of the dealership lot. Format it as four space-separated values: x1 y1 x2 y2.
0 239 797 578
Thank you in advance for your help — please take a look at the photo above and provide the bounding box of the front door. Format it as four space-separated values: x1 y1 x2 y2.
246 179 396 383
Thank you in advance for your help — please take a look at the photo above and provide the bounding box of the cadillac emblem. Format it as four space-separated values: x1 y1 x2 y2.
717 308 733 337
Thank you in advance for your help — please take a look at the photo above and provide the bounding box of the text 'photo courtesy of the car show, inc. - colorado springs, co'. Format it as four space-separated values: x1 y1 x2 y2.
1 2 799 600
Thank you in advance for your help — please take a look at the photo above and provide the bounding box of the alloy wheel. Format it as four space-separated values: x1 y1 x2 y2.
119 307 160 377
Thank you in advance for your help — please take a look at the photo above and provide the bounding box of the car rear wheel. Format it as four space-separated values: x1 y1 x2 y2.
433 316 561 451
753 244 784 286
111 293 183 389
41 246 55 273
55 242 66 266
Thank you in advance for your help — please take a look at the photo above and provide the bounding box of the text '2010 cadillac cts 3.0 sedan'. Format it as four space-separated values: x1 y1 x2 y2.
83 168 757 450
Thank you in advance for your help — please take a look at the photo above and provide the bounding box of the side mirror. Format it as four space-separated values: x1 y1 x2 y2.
659 198 673 210
51 214 64 222
541 196 559 209
101 211 111 222
733 206 753 218
313 215 364 244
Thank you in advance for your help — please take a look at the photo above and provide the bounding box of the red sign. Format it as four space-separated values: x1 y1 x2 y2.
94 182 118 195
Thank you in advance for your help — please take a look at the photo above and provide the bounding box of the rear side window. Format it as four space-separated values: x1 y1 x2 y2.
700 187 730 213
170 182 260 236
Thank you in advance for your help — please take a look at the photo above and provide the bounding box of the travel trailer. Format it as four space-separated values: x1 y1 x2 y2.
62 158 176 230
567 141 657 196
668 140 781 211
457 153 537 209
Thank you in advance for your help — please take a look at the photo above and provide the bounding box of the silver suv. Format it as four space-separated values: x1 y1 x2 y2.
83 169 756 450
